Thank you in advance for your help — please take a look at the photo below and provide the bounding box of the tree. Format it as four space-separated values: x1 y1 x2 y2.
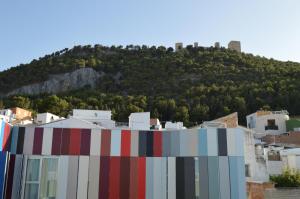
174 106 189 125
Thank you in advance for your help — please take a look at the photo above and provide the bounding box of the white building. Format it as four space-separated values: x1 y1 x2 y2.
72 109 115 128
165 121 186 130
129 112 150 130
0 109 14 123
39 117 103 129
247 110 289 138
35 112 62 125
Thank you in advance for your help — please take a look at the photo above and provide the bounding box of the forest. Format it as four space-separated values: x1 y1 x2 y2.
0 44 300 126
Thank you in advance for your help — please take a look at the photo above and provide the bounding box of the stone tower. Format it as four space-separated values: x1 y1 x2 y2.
228 41 241 52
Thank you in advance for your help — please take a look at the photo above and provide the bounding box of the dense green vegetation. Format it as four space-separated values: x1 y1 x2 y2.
1 45 300 126
271 168 300 187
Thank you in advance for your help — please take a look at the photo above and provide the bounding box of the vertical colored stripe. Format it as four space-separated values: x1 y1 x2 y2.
42 128 53 155
170 131 180 156
207 128 218 156
110 130 121 156
137 157 146 199
61 128 70 155
153 131 162 157
23 127 34 155
99 156 110 199
51 128 62 155
146 131 153 156
129 157 138 199
0 152 6 199
184 157 195 199
16 127 25 154
199 156 209 199
130 131 139 157
5 154 15 199
138 131 147 156
226 128 236 156
176 157 185 199
10 126 19 154
90 129 101 156
77 156 89 199
32 128 43 155
120 157 130 199
218 128 227 156
121 130 131 156
66 156 79 199
208 156 220 199
12 155 24 199
69 128 81 155
219 156 231 199
80 129 91 155
229 156 238 199
146 157 153 199
162 131 170 156
0 121 4 151
57 156 69 199
199 128 208 156
109 157 120 199
101 130 111 156
2 124 11 151
168 157 176 199
88 156 100 199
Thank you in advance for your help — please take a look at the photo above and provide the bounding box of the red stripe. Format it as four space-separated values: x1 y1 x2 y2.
99 156 110 199
80 129 91 155
120 157 130 199
108 157 120 199
129 157 138 199
69 128 81 155
2 124 11 151
101 129 111 156
51 128 62 155
61 128 70 155
138 157 146 199
32 128 43 155
153 131 162 156
121 130 131 156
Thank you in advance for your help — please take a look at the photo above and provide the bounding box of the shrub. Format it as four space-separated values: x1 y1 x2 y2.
270 168 300 187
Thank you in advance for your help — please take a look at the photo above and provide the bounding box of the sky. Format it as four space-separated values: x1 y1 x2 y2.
1 0 300 71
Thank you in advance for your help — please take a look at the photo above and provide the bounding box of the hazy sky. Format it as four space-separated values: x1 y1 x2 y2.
1 0 300 71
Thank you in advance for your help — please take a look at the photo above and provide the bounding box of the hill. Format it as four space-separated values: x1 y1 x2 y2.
1 44 300 126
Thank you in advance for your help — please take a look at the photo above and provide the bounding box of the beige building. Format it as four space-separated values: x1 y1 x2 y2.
175 42 183 51
215 42 220 49
228 40 241 52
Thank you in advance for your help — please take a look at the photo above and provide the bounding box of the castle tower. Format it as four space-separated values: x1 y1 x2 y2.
228 41 241 52
175 42 183 51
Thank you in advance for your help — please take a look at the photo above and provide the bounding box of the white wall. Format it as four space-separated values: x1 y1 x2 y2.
36 113 61 124
72 109 115 128
165 122 185 130
129 112 150 130
267 161 284 175
73 109 111 120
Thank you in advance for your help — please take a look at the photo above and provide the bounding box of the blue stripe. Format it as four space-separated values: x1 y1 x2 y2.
0 152 7 199
199 128 208 155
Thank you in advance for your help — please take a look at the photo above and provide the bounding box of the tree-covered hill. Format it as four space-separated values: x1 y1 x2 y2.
1 44 300 126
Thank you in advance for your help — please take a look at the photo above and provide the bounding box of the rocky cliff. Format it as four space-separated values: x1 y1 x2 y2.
6 68 102 96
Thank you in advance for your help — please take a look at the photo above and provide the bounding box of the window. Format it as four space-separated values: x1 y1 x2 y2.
40 158 58 199
245 164 251 177
24 157 58 199
24 159 40 199
268 119 275 126
265 119 279 130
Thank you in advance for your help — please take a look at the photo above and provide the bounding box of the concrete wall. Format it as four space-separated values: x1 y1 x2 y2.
267 161 284 175
265 188 300 199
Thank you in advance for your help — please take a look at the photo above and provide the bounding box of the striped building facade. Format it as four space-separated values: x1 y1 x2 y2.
0 123 246 199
